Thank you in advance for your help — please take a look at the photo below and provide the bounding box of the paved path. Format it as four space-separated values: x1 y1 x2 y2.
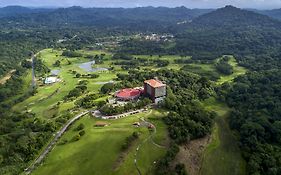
24 111 89 174
92 108 148 120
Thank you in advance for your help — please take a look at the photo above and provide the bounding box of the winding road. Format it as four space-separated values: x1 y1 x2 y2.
24 111 89 174
134 111 166 175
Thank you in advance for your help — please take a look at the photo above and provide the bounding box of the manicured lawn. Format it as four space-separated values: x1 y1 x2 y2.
32 110 168 175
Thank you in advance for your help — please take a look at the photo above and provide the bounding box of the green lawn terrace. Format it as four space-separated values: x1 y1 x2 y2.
32 110 169 175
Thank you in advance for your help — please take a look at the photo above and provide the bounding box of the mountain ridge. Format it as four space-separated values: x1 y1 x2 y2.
190 5 281 28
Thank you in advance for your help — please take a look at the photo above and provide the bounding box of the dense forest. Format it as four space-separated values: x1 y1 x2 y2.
220 71 281 174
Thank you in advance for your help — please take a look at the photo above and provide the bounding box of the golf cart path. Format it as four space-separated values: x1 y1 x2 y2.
24 111 89 174
134 110 166 175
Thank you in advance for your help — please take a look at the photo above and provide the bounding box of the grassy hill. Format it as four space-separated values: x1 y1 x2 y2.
32 110 169 175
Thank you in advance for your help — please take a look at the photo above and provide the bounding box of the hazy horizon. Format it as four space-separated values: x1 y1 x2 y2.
0 0 281 10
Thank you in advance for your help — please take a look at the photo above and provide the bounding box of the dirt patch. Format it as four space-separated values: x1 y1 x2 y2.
113 151 129 171
43 105 59 118
112 138 138 171
172 135 212 175
0 69 16 85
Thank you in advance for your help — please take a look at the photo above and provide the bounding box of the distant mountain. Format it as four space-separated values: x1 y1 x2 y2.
254 9 281 21
0 6 212 29
0 6 53 18
190 5 281 28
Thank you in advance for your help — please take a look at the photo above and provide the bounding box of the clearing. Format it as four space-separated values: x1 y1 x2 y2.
0 69 16 85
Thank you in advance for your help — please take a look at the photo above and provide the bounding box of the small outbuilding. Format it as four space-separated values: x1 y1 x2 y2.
44 77 58 84
132 122 141 127
94 121 108 127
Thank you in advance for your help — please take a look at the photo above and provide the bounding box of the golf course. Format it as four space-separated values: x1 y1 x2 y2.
12 48 176 175
13 48 247 175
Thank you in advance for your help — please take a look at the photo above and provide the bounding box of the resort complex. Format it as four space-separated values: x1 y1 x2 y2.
115 79 167 103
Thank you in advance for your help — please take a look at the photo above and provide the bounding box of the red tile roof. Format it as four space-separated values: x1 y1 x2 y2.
144 79 166 88
115 88 142 99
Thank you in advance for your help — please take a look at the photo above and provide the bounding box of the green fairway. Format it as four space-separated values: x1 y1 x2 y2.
197 57 247 175
32 110 168 175
217 56 247 84
134 54 188 70
201 98 246 175
200 95 246 174
180 56 246 84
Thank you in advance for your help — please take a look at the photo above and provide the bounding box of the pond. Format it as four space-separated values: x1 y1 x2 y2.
50 69 60 76
78 61 108 72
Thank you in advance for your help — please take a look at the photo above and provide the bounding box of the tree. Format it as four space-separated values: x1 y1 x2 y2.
21 60 32 68
71 134 80 142
53 60 61 67
76 73 81 78
175 164 188 175
75 123 85 131
100 83 114 94
0 155 3 164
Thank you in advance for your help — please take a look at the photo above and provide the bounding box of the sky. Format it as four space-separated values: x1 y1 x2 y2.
0 0 281 9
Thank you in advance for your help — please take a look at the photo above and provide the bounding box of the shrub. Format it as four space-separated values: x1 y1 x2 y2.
175 164 188 175
74 123 85 131
58 139 68 145
71 134 80 142
79 130 86 136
